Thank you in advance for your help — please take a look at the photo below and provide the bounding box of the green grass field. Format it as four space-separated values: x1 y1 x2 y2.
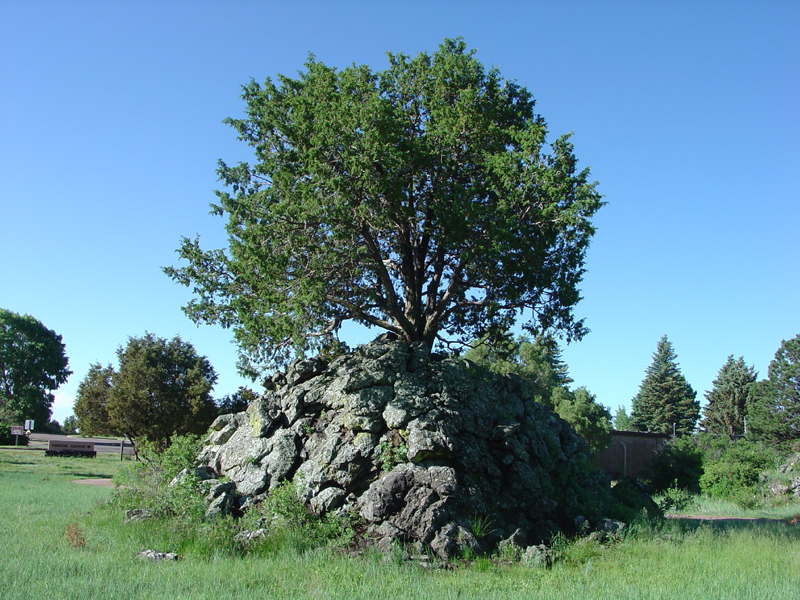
1 448 798 600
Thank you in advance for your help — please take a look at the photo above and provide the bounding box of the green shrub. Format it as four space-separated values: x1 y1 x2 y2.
243 479 354 553
699 439 775 504
642 436 704 493
111 434 206 518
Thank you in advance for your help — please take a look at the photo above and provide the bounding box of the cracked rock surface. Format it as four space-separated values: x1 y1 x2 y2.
197 335 612 557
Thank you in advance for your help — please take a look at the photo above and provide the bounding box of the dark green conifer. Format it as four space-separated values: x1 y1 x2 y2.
747 334 800 444
701 355 756 435
631 335 699 435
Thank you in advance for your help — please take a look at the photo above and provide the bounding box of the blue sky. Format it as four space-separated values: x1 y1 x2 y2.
1 1 797 425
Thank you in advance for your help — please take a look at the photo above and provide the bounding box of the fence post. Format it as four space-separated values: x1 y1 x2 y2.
120 439 124 461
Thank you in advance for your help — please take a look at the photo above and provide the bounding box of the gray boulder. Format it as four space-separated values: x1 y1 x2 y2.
196 335 615 557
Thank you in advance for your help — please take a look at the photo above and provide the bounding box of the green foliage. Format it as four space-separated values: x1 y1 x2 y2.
553 386 613 453
698 439 776 505
165 38 604 376
701 355 756 435
61 414 79 434
747 334 800 445
73 363 117 436
217 386 258 415
247 479 353 552
613 405 633 431
657 485 696 512
631 335 699 435
466 333 611 451
0 308 71 427
467 514 496 540
379 437 408 471
642 435 704 493
106 333 218 446
0 405 28 445
112 434 206 518
606 477 664 523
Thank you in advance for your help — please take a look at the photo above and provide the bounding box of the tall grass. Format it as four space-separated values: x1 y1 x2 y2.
1 449 799 600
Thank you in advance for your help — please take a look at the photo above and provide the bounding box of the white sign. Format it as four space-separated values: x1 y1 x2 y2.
24 420 34 430
10 426 24 436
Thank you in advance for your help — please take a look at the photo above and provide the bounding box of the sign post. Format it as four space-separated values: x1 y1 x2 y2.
10 426 24 446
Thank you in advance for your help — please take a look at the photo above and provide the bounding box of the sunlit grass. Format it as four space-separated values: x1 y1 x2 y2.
1 449 799 600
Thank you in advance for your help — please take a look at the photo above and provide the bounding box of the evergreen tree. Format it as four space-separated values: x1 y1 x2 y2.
747 334 800 444
73 363 117 437
613 406 633 431
701 355 756 435
553 387 613 453
631 335 699 435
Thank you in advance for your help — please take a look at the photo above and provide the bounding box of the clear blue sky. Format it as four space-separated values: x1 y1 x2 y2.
1 1 797 425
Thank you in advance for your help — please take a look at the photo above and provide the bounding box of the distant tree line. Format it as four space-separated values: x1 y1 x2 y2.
614 333 800 447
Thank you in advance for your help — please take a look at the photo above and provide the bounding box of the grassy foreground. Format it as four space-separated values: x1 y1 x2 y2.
1 449 798 600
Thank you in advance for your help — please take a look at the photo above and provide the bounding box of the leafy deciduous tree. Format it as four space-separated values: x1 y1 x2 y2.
107 333 218 446
701 355 756 435
62 415 79 435
747 334 800 444
0 308 71 427
164 38 603 377
631 335 699 436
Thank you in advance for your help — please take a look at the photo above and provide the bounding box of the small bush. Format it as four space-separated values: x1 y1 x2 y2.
111 434 206 518
244 480 354 553
658 484 696 512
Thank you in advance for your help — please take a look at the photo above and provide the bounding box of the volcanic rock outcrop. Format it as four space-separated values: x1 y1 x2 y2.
197 335 615 557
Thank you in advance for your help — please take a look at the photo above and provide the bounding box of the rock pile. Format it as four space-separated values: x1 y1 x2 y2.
196 335 616 557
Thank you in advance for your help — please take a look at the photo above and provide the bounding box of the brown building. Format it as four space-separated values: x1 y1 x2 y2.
596 431 670 479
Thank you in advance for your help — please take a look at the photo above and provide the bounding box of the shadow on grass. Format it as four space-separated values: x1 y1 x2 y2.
670 516 800 538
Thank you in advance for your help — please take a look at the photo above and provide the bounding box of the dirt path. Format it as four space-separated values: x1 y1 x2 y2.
666 514 796 525
73 478 115 487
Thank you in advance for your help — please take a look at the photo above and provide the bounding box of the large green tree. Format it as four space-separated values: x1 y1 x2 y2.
165 39 603 377
747 334 800 444
73 363 117 437
0 309 71 427
701 355 756 435
106 333 218 446
631 335 699 436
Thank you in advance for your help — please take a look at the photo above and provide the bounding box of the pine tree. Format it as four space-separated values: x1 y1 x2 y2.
701 355 756 435
631 335 699 435
747 334 800 444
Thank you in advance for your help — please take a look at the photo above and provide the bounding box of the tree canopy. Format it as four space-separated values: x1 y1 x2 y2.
0 308 71 427
701 355 756 435
631 335 699 436
165 38 603 377
104 333 218 446
73 363 117 437
748 334 800 444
